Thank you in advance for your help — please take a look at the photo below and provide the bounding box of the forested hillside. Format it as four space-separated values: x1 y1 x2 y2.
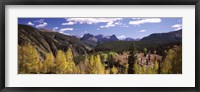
18 24 182 74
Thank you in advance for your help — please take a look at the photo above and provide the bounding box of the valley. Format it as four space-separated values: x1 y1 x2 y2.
18 24 182 74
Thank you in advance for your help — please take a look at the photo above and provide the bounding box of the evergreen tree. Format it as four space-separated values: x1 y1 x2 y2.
87 54 96 74
143 48 147 56
128 43 137 74
108 53 115 68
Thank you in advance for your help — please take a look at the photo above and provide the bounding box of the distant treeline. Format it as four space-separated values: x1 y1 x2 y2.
95 40 181 56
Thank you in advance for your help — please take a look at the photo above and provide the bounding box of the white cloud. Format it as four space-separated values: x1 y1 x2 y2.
114 21 123 25
129 18 161 25
62 21 75 25
36 22 48 28
172 24 182 31
117 35 126 40
100 22 115 28
65 18 122 24
27 21 34 26
100 21 124 28
53 27 58 31
139 29 146 32
60 32 71 35
59 28 73 34
63 18 123 29
64 18 123 28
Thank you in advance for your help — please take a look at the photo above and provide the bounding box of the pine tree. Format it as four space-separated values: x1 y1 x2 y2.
143 48 147 56
87 54 96 74
128 43 137 74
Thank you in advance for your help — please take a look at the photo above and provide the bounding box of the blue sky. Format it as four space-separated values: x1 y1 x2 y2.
18 18 182 39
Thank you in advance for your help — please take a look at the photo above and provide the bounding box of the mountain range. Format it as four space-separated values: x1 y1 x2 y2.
95 29 182 53
80 33 142 47
18 24 182 57
80 33 118 47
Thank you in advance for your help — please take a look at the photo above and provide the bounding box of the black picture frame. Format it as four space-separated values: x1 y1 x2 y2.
0 0 199 92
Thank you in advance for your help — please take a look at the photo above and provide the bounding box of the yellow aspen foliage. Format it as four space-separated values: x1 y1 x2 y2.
65 61 76 74
171 46 182 74
18 43 41 74
66 48 73 62
86 54 105 74
161 49 174 74
105 69 110 74
161 61 172 74
125 63 129 74
94 54 105 74
76 65 82 74
18 45 25 73
111 66 118 74
133 61 140 74
65 48 77 74
146 66 153 74
141 66 146 74
38 61 43 73
55 50 67 74
43 53 55 73
153 61 159 73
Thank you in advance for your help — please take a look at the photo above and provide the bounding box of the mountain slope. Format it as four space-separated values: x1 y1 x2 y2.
140 29 182 44
18 24 91 58
95 30 182 53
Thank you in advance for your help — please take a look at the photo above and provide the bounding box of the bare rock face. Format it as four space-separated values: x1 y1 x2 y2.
80 34 119 47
